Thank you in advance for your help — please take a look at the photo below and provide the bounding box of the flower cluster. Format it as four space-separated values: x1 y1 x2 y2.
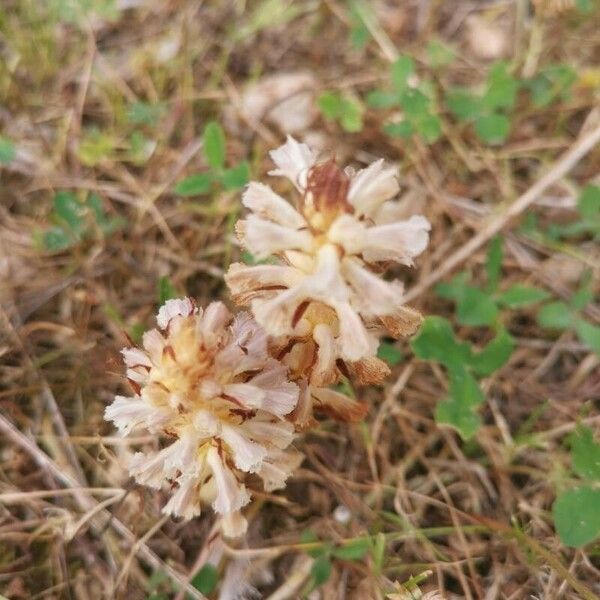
226 136 430 424
106 137 430 537
105 299 301 537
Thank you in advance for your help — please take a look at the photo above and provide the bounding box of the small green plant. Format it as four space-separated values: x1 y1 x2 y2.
318 91 364 133
158 276 178 305
523 63 576 108
546 184 600 240
367 55 442 144
346 0 370 50
411 317 514 439
300 529 370 595
36 192 125 252
446 61 518 145
437 237 550 327
190 563 219 596
0 136 16 164
537 271 600 356
553 425 600 547
377 340 404 366
174 121 249 197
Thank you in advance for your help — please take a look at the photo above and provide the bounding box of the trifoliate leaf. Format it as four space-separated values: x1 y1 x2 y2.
191 564 219 595
391 56 415 91
553 487 600 547
456 286 499 327
203 121 226 170
497 285 550 308
474 113 510 145
537 301 573 330
377 341 403 366
468 328 514 376
174 173 213 196
220 161 250 190
570 425 600 481
575 319 600 356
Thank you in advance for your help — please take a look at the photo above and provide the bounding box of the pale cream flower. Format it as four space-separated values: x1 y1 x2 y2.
226 136 429 390
105 299 301 537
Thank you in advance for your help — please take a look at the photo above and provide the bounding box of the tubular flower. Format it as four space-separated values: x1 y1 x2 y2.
226 136 430 390
105 298 301 537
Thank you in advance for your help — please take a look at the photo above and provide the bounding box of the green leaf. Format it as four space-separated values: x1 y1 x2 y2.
377 341 403 366
456 287 499 327
391 55 414 91
474 113 510 145
436 368 484 439
446 90 482 122
310 555 332 586
570 425 600 481
174 173 213 196
436 398 481 440
526 64 576 108
158 276 177 304
0 136 16 164
571 271 594 310
398 88 430 117
485 236 503 293
553 487 600 547
371 532 386 574
86 193 126 234
426 40 455 68
411 316 472 371
366 90 398 109
300 529 322 557
575 319 600 356
482 62 519 111
436 271 470 301
468 328 514 376
126 101 164 125
340 99 364 132
332 538 370 561
537 301 573 330
203 121 226 170
43 226 74 251
383 120 414 138
77 128 116 166
54 192 85 233
191 564 219 595
497 285 550 308
220 161 250 190
318 92 343 119
415 113 442 143
577 184 600 220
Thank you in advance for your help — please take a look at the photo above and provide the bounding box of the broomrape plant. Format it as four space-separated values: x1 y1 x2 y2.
105 136 431 536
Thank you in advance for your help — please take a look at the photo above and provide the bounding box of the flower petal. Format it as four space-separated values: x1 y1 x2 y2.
348 356 390 385
121 347 151 369
331 301 375 362
348 159 399 216
225 262 301 306
243 182 307 229
247 361 299 416
362 215 431 265
310 323 338 386
104 395 169 435
236 215 312 259
221 511 249 538
257 449 303 492
241 419 295 449
311 387 368 423
342 257 405 317
206 446 251 515
162 475 201 520
156 297 195 329
268 135 316 191
220 425 267 473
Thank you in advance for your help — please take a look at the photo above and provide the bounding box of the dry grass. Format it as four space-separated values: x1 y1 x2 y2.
1 1 600 598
